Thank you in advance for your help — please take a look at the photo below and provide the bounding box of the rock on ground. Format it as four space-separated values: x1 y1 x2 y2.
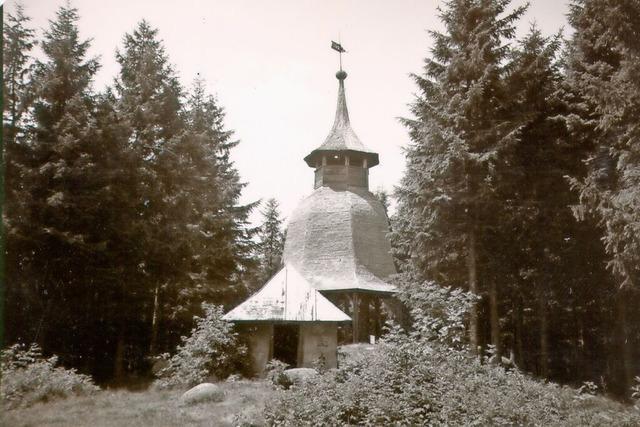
179 383 225 405
283 368 318 386
338 343 376 365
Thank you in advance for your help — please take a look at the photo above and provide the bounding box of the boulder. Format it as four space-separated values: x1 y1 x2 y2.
283 368 318 386
179 383 225 405
338 343 376 365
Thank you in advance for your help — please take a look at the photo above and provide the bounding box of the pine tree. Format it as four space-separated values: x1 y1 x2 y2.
181 79 256 307
393 0 526 355
256 198 285 284
566 0 640 291
3 3 37 347
373 188 390 219
3 2 36 145
497 26 568 377
4 2 109 368
149 78 258 354
491 26 617 380
565 0 640 395
112 20 185 377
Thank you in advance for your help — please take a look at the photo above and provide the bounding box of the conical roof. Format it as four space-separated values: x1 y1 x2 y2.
304 71 379 167
223 264 351 322
283 186 397 294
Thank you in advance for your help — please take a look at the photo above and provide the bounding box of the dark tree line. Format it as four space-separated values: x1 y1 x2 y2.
2 4 259 383
393 0 640 397
3 0 637 398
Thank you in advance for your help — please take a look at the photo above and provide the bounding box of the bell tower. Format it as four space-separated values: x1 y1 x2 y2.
224 47 401 376
303 70 379 190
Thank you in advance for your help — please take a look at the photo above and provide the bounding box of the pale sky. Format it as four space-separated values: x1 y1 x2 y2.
9 0 570 225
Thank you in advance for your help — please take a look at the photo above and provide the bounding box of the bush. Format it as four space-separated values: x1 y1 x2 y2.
395 274 476 349
1 343 99 409
265 278 640 426
264 359 292 389
153 303 247 389
265 330 640 426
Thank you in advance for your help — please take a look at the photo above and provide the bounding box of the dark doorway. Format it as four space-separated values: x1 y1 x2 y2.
273 324 299 367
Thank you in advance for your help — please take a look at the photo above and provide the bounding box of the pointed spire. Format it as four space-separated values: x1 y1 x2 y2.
303 70 379 168
332 70 350 130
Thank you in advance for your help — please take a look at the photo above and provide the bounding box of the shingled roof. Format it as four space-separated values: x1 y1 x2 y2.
283 186 397 294
223 264 351 322
303 71 379 168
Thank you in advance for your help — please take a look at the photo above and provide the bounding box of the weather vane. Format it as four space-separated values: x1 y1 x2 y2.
331 40 346 71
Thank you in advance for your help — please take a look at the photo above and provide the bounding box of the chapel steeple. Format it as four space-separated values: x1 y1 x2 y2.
223 45 399 377
303 70 379 190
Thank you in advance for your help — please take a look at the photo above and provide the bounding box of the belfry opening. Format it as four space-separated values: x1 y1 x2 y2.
224 66 400 375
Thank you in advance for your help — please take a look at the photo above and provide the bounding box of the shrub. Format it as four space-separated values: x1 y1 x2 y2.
264 359 292 389
394 274 476 349
633 376 640 410
153 303 247 389
1 343 99 409
265 329 640 426
265 278 640 426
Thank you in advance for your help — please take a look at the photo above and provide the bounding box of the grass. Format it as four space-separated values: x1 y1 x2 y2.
1 379 271 427
3 343 638 426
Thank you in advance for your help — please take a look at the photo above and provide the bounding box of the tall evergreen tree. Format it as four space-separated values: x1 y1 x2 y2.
3 2 36 145
148 79 257 355
112 20 185 377
492 26 616 381
565 0 640 394
3 3 37 347
256 198 285 284
4 3 109 367
393 0 526 355
373 188 390 219
394 0 636 395
181 79 256 307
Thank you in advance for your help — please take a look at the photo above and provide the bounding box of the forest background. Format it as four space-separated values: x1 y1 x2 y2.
2 0 639 400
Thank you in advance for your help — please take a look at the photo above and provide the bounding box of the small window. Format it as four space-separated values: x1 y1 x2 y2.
326 154 344 165
350 157 364 167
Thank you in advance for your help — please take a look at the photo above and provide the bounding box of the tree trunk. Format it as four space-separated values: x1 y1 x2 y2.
538 294 549 378
617 294 633 396
468 230 480 355
514 295 524 368
489 279 500 359
572 304 585 382
149 284 160 355
113 328 126 383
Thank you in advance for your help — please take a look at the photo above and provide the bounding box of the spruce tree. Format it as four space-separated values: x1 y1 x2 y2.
393 0 526 355
566 0 640 291
149 79 257 354
256 198 285 284
565 0 640 395
112 20 185 376
4 3 107 366
493 26 616 380
498 26 567 377
181 79 256 307
373 188 390 219
3 3 37 346
3 3 36 144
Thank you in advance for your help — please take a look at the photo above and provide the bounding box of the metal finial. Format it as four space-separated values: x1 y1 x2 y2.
331 40 346 73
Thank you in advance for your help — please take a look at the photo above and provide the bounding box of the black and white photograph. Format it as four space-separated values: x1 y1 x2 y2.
1 0 639 425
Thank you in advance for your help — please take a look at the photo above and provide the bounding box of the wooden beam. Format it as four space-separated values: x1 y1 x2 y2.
359 294 370 342
373 297 381 339
352 292 359 343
